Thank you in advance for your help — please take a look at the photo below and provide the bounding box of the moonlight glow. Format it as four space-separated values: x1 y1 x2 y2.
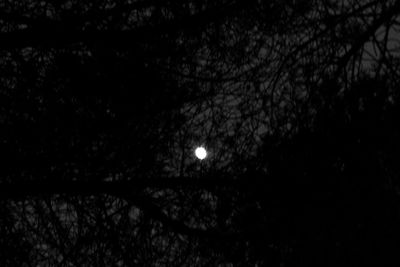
195 146 207 160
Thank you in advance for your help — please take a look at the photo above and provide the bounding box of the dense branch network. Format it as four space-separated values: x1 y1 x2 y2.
1 0 400 265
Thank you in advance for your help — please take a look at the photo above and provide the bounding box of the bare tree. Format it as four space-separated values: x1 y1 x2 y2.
1 0 400 266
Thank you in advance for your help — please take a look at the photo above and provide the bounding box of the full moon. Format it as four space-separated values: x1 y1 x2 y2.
195 146 207 160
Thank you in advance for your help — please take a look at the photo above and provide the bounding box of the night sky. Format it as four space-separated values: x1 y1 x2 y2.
1 1 400 266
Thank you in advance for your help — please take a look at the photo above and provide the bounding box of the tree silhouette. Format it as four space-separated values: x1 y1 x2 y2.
1 0 400 266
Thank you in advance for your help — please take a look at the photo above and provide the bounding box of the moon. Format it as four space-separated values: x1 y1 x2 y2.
195 146 207 160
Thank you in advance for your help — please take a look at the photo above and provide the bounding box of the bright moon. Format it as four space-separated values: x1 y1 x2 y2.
195 146 207 160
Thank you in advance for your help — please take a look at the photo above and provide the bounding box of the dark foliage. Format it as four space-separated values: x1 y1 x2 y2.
1 0 400 266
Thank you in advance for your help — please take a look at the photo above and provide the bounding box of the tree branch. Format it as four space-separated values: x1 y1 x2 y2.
0 177 246 199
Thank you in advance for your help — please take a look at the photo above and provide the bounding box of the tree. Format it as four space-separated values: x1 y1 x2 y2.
2 0 400 266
